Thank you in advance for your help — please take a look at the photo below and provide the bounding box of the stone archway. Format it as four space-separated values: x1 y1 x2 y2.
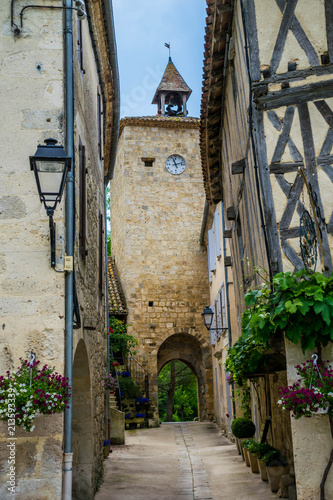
72 340 93 500
157 333 212 421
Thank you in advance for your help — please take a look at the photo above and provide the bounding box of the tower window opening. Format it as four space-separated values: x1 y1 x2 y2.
148 301 154 307
142 157 155 167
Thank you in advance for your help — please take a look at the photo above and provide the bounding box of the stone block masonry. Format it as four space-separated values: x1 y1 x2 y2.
111 117 214 419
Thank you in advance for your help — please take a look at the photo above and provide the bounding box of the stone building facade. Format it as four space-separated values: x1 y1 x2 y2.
201 0 333 498
110 111 214 420
0 1 119 498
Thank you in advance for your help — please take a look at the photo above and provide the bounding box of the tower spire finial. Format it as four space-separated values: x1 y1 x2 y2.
164 42 171 60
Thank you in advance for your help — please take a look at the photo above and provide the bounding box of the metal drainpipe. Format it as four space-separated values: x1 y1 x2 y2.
105 185 110 448
221 202 236 417
63 0 74 498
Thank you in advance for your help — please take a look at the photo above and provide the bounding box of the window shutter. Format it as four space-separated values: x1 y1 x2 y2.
208 229 216 272
220 283 226 328
79 139 87 260
77 19 84 71
214 209 222 258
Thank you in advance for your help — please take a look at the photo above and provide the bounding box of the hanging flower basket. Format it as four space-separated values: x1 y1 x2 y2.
0 358 71 432
278 356 333 419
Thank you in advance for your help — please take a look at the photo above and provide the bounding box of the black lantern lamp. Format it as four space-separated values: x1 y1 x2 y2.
202 305 214 331
202 305 226 333
30 138 71 268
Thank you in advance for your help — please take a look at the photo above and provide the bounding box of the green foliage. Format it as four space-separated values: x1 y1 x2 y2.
261 448 288 467
240 438 255 449
158 361 198 422
109 317 138 357
231 417 255 438
243 270 333 353
118 376 141 399
254 443 275 459
225 334 269 387
226 270 333 388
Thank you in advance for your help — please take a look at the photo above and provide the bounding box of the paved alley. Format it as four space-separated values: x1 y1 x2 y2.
95 422 276 500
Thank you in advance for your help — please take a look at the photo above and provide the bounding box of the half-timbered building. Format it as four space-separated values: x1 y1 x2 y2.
201 1 333 498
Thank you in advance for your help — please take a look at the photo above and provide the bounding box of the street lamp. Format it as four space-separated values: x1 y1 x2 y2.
202 305 214 331
202 305 227 334
30 138 71 268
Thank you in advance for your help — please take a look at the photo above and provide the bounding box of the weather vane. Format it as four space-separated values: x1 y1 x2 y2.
165 42 171 59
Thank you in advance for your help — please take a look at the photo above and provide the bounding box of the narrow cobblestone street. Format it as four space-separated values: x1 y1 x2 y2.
95 422 276 500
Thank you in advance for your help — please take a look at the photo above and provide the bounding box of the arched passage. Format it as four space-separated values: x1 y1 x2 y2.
72 340 93 500
157 333 211 421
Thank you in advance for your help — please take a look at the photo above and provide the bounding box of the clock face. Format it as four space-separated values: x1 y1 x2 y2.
165 155 186 175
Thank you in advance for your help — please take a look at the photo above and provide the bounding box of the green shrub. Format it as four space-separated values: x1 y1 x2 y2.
247 440 260 454
241 438 255 449
118 376 141 399
231 417 256 438
254 442 275 459
262 448 288 467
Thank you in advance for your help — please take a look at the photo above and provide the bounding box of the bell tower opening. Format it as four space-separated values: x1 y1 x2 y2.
152 57 192 116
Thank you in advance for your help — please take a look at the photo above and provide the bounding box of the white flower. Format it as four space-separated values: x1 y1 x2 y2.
277 400 282 405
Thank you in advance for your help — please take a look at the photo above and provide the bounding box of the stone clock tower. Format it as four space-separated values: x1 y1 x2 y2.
110 58 213 420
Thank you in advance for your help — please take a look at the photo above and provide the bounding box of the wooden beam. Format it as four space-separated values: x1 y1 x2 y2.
231 158 247 175
255 79 333 110
224 256 232 267
226 206 236 220
252 63 333 87
269 162 303 174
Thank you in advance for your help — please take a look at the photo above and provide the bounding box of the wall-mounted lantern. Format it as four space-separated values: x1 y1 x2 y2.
202 305 227 334
30 138 71 268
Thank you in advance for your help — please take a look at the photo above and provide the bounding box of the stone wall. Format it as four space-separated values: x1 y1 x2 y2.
111 118 214 419
0 3 112 498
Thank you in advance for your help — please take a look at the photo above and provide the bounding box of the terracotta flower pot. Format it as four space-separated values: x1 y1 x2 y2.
267 465 289 492
243 448 250 467
248 452 259 473
257 458 268 481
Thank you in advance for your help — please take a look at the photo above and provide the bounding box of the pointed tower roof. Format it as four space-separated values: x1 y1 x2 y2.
152 58 192 105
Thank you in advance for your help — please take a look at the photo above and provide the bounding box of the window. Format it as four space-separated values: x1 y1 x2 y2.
79 139 87 260
97 90 103 161
77 19 84 72
141 157 155 167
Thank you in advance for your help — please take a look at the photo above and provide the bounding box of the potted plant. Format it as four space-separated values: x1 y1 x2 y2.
0 357 71 432
231 417 255 458
246 440 260 473
241 438 255 467
262 448 288 492
254 443 274 481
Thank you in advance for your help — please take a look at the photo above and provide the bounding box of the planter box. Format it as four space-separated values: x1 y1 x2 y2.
257 458 268 481
243 448 251 467
248 452 259 473
267 465 289 493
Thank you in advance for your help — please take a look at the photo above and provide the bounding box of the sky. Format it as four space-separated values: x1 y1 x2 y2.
112 0 207 119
